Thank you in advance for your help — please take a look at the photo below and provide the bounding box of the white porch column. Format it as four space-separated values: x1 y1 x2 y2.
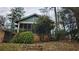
17 23 20 33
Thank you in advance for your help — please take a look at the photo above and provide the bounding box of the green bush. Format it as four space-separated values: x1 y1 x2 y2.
55 30 66 41
10 31 33 44
19 29 26 32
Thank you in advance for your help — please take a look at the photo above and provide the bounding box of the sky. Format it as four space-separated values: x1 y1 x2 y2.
0 7 43 25
0 7 64 29
0 7 10 16
0 7 55 19
0 7 42 16
0 7 56 27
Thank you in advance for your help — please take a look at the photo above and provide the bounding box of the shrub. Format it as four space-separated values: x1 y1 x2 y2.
55 30 66 41
33 16 54 41
10 31 33 44
19 29 26 32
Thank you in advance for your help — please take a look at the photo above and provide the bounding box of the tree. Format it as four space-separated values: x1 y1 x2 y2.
7 7 25 32
39 7 49 15
39 7 60 40
59 8 77 41
65 7 79 41
33 15 54 40
0 15 5 30
63 8 79 29
53 7 60 40
0 15 5 25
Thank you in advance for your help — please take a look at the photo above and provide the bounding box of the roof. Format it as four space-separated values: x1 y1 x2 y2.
15 14 40 23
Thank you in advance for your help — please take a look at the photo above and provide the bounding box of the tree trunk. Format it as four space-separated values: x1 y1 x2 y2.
54 7 59 39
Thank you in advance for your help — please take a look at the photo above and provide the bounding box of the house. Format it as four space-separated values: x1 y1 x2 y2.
15 14 39 33
15 14 53 42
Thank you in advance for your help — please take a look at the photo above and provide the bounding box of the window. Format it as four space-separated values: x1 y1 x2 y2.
20 23 24 29
24 24 27 29
28 24 32 31
20 23 32 31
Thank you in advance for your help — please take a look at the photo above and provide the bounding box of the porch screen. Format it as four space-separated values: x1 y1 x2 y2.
20 23 32 31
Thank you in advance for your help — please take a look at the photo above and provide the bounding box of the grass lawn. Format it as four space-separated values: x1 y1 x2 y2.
0 41 79 51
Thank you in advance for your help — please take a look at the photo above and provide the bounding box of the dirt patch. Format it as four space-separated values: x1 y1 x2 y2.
0 41 79 51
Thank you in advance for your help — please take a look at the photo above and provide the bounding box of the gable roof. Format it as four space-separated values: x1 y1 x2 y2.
15 14 40 23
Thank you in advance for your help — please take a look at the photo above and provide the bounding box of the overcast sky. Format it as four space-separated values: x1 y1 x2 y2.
0 7 61 29
0 7 56 25
0 7 42 16
0 7 55 18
